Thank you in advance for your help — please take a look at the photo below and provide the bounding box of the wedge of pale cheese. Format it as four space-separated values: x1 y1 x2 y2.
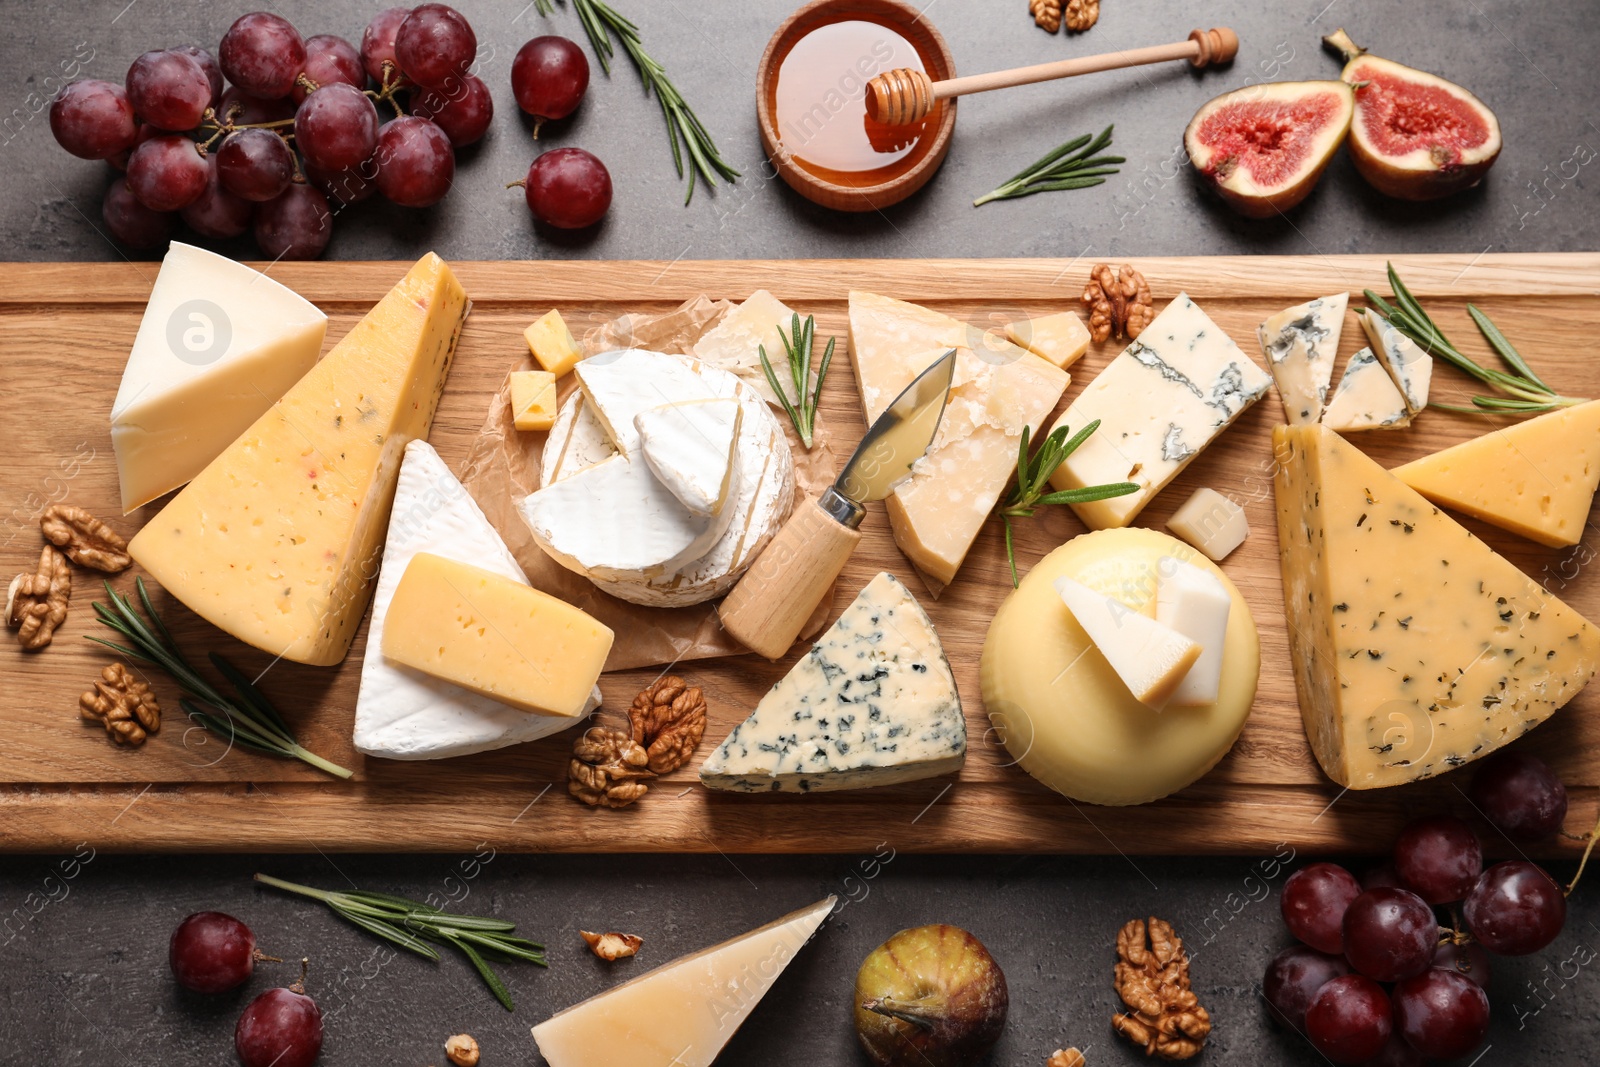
690 288 798 406
1358 308 1431 414
1055 576 1200 710
1322 347 1413 432
635 398 742 516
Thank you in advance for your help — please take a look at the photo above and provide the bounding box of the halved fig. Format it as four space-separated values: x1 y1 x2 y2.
1325 28 1502 200
1184 81 1354 218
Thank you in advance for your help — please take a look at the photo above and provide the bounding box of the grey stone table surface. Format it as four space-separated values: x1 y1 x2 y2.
2 0 1599 1065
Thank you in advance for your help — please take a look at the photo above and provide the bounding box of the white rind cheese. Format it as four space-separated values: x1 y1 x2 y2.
354 440 597 760
575 349 713 453
700 572 964 792
1257 293 1348 425
635 398 742 517
540 392 616 487
1322 347 1413 432
1049 293 1271 529
1358 309 1432 414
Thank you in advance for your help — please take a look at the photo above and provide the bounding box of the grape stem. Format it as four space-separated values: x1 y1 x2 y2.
1564 807 1600 897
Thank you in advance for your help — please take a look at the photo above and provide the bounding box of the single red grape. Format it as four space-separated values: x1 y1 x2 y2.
125 49 212 132
304 158 378 207
294 34 366 104
236 986 323 1067
1305 974 1393 1065
1281 862 1362 954
102 178 175 248
361 7 412 86
1263 944 1350 1033
1432 940 1492 988
180 153 254 238
296 83 380 172
217 128 294 201
50 80 137 160
1342 888 1437 983
520 147 611 229
256 185 333 260
1463 860 1566 955
1392 967 1490 1059
412 73 493 146
106 123 161 171
1469 750 1568 841
511 36 588 131
220 12 307 99
394 3 476 90
375 116 454 207
217 87 296 127
1393 815 1481 904
169 911 256 993
171 45 224 108
125 134 209 211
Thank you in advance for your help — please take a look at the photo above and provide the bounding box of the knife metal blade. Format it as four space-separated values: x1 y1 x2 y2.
827 348 957 525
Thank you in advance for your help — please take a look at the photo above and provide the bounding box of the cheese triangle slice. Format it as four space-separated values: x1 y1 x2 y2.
1273 424 1600 789
112 242 327 512
531 896 836 1067
635 398 742 516
1358 309 1431 414
1322 347 1413 432
128 253 468 666
700 572 965 792
1257 292 1348 425
848 291 1069 591
1054 576 1200 709
1392 400 1600 548
354 440 598 760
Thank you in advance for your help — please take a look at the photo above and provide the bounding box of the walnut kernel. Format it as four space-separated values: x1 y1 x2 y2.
1064 0 1100 32
444 1033 479 1067
1047 1050 1086 1067
80 662 162 746
1029 0 1062 33
1111 917 1211 1060
580 929 643 961
8 545 71 651
627 675 707 775
40 505 131 573
1083 264 1153 343
568 726 653 809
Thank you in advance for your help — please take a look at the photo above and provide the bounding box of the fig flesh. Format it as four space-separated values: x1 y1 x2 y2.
1325 29 1502 200
855 924 1008 1067
1184 80 1354 218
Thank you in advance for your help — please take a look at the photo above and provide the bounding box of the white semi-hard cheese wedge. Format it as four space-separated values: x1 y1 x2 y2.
1049 293 1272 530
531 896 835 1067
1054 576 1200 710
700 572 964 792
575 349 714 453
1358 309 1432 414
1257 293 1348 425
111 242 327 513
1166 487 1249 561
1322 347 1413 432
1154 558 1232 707
689 289 798 406
635 398 742 517
354 440 598 760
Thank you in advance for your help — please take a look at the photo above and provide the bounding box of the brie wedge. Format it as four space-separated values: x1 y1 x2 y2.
635 398 742 517
574 349 714 453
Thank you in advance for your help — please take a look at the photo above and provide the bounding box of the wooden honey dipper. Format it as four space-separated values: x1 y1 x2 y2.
865 27 1239 126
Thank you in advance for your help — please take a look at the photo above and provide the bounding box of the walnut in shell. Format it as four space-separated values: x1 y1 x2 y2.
8 545 71 651
568 726 653 809
40 505 131 573
1111 917 1211 1060
628 675 707 775
80 662 162 746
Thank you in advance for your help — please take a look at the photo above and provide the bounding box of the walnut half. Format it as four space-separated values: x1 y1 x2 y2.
8 545 71 651
1030 0 1062 33
580 929 643 961
1112 917 1211 1060
628 676 707 775
1064 0 1100 33
1047 1049 1086 1067
1083 264 1154 343
40 505 131 573
568 726 653 809
80 662 162 746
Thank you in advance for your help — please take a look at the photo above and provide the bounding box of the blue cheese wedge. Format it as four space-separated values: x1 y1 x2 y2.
700 572 964 792
1257 293 1348 425
1048 293 1271 529
1357 309 1431 414
1322 347 1413 432
354 440 598 760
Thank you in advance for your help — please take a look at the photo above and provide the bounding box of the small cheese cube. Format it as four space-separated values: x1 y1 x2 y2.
1155 558 1232 706
525 309 584 377
1003 312 1092 370
510 370 558 431
1054 576 1200 710
1166 488 1248 561
382 552 613 718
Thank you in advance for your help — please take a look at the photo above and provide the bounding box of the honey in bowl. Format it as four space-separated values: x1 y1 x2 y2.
768 15 943 188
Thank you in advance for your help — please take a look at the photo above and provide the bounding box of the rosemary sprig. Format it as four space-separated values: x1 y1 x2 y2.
538 0 738 203
759 313 834 449
1000 422 1139 587
973 125 1123 207
255 874 546 1011
1365 262 1588 415
88 579 351 779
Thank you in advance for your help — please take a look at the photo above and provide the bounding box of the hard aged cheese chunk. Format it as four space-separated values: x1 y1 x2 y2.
354 440 598 760
128 253 468 666
1358 309 1432 414
1004 311 1092 370
525 309 584 377
1155 559 1232 707
1257 292 1348 425
1272 424 1600 789
1048 293 1271 530
1053 576 1200 710
689 288 798 406
982 528 1260 805
700 572 964 792
635 398 742 517
1166 487 1249 561
111 242 327 513
382 552 612 717
509 370 558 431
1321 347 1413 432
848 291 1069 589
1392 400 1600 548
530 897 835 1067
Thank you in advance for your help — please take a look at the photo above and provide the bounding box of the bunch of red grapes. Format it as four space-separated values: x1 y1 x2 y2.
1265 750 1578 1065
48 4 489 259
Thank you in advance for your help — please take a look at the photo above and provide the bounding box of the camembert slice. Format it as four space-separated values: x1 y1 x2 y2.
635 398 742 516
1321 347 1412 432
1273 424 1600 789
1257 292 1348 425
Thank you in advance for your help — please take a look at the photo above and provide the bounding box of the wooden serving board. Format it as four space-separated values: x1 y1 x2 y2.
3 254 1598 854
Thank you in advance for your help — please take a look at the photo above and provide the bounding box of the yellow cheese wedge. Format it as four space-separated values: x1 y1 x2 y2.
531 896 835 1067
848 291 1069 590
510 370 558 431
525 309 583 376
381 553 611 717
1003 311 1091 369
1392 400 1600 548
1274 424 1600 789
128 253 468 666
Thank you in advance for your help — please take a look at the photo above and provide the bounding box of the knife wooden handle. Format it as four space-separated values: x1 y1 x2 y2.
718 496 861 660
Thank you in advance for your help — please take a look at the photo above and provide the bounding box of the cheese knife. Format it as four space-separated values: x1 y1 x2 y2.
719 349 957 659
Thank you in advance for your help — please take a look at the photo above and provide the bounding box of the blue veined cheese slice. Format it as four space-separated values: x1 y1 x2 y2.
354 440 597 760
1048 293 1272 530
1257 292 1349 425
1322 347 1413 432
1358 308 1432 414
700 572 964 792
